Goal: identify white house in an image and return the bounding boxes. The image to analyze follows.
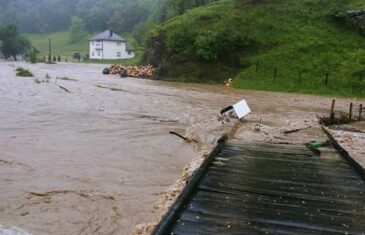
[89,30,135,60]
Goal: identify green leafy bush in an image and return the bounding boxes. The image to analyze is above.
[166,24,194,55]
[195,31,219,60]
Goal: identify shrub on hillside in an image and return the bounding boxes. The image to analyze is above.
[195,31,219,60]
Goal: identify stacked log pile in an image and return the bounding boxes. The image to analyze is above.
[105,64,156,78]
[126,65,155,78]
[108,65,126,75]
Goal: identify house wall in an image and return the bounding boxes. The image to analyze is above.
[89,40,135,60]
[89,41,103,60]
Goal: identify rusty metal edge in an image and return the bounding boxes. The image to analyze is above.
[151,135,227,235]
[322,126,365,181]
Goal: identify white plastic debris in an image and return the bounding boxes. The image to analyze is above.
[232,99,251,119]
[0,225,31,235]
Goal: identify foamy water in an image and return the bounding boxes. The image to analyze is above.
[0,225,31,235]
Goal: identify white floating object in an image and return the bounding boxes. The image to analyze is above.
[232,99,251,119]
[0,225,31,235]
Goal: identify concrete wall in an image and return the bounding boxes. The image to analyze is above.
[89,40,135,60]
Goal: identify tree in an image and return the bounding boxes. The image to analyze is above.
[107,3,148,32]
[27,46,40,63]
[0,24,31,60]
[69,16,86,43]
[164,0,217,19]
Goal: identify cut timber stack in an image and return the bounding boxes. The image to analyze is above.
[108,64,126,75]
[106,64,156,78]
[126,65,155,78]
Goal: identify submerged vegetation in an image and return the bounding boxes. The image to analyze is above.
[16,67,33,77]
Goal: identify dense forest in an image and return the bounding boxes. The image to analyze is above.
[0,0,215,34]
[0,0,162,33]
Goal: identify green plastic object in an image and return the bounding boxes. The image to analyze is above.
[306,141,326,149]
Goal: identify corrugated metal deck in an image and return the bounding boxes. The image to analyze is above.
[153,140,365,235]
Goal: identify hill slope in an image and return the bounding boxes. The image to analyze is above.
[146,0,365,97]
[27,31,91,60]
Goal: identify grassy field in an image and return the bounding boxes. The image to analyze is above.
[26,31,143,65]
[147,0,365,97]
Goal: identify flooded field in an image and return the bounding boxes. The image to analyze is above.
[0,62,362,235]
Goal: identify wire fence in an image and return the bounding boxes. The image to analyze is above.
[248,60,365,95]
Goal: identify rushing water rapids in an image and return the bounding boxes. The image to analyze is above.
[0,62,362,235]
[0,62,243,235]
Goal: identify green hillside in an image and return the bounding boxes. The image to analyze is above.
[26,31,143,64]
[146,0,365,97]
[27,31,91,61]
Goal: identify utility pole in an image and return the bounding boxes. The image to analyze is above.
[48,38,52,62]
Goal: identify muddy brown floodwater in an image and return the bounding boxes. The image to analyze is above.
[0,62,363,235]
[0,62,241,235]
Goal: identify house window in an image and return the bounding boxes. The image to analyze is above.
[95,41,102,49]
[117,42,121,46]
[97,51,101,56]
[117,52,121,57]
[92,52,94,56]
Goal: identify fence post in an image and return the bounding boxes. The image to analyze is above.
[256,60,259,72]
[330,99,336,123]
[273,68,277,82]
[359,104,363,121]
[48,38,52,62]
[349,102,353,120]
[325,72,329,86]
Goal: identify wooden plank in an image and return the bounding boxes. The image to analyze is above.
[208,163,360,179]
[199,180,365,204]
[182,203,365,233]
[194,190,365,217]
[205,170,365,191]
[188,197,365,226]
[212,157,354,173]
[153,141,365,235]
[219,149,345,162]
[204,171,365,193]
